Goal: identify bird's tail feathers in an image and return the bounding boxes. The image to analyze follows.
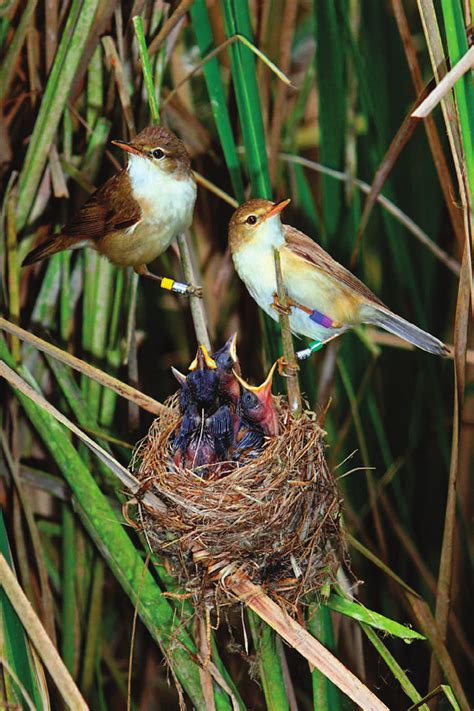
[362,304,449,356]
[22,236,73,267]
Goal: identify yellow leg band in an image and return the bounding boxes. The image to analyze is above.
[161,277,174,291]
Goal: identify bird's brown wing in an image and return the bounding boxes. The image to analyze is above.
[283,223,384,306]
[62,170,141,242]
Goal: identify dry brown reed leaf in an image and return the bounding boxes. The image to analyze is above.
[131,397,344,612]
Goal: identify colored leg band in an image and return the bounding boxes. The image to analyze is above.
[309,309,334,329]
[296,340,323,360]
[171,281,190,295]
[160,277,174,291]
[160,278,189,295]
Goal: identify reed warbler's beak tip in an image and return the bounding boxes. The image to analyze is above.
[111,139,143,156]
[263,198,291,221]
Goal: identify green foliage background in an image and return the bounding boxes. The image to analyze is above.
[0,0,472,709]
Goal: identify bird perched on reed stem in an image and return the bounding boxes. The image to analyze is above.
[228,199,448,356]
[22,125,201,296]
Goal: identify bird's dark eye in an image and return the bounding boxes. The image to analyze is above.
[246,215,257,225]
[152,148,165,159]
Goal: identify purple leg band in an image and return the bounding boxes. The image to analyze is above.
[309,309,334,329]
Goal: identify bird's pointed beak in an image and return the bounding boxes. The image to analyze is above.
[233,361,277,398]
[111,139,145,157]
[225,332,238,362]
[171,366,187,386]
[189,344,217,371]
[263,198,291,222]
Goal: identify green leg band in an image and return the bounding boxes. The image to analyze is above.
[296,340,323,360]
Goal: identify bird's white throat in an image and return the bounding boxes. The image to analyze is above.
[253,215,286,248]
[127,153,196,227]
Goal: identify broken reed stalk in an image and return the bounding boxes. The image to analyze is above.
[227,575,388,711]
[274,247,302,416]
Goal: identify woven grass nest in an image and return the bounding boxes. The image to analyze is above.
[132,395,344,611]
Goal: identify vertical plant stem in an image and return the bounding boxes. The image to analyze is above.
[307,605,341,710]
[177,233,211,350]
[16,0,100,230]
[80,557,105,696]
[6,193,20,363]
[61,504,77,676]
[273,249,301,416]
[248,611,289,711]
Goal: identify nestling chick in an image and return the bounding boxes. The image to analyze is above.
[234,362,279,461]
[171,345,234,473]
[211,333,241,406]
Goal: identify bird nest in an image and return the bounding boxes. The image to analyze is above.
[131,397,344,612]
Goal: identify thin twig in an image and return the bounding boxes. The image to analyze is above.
[412,46,474,117]
[147,0,194,57]
[0,316,171,416]
[193,171,239,208]
[162,33,294,110]
[279,152,461,276]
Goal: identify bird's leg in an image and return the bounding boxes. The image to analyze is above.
[271,292,298,315]
[276,355,299,377]
[134,264,203,297]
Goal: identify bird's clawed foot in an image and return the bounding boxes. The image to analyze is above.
[271,292,295,316]
[186,283,203,298]
[276,355,299,377]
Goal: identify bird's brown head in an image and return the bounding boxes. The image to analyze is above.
[228,198,290,252]
[112,125,191,175]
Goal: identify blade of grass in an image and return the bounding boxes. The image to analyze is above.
[0,552,87,710]
[313,0,346,236]
[0,0,38,102]
[326,594,424,641]
[133,15,160,123]
[0,512,43,710]
[16,0,100,231]
[307,604,341,711]
[361,623,429,710]
[221,0,271,198]
[247,612,289,711]
[0,349,206,708]
[190,0,245,201]
[61,504,77,677]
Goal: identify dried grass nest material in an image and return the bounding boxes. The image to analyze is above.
[132,396,344,609]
